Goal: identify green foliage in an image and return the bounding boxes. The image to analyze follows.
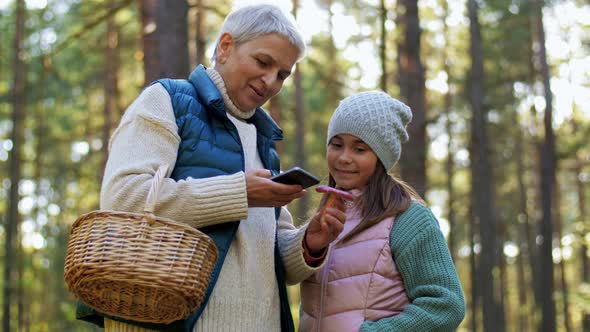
[574,283,590,314]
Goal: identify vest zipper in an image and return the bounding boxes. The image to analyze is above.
[317,245,333,332]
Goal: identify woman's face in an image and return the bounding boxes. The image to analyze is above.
[215,33,299,111]
[327,134,379,191]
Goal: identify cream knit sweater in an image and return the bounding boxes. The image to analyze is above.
[102,79,319,331]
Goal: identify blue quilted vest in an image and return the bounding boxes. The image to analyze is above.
[76,65,294,332]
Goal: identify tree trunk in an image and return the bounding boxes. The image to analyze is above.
[16,231,25,332]
[323,0,338,107]
[141,0,189,83]
[526,10,543,326]
[292,69,308,219]
[568,39,588,332]
[445,115,456,259]
[194,0,206,66]
[3,1,26,331]
[101,1,119,184]
[291,0,308,220]
[299,0,342,109]
[554,184,571,331]
[379,0,387,91]
[140,0,160,85]
[469,205,478,332]
[441,0,456,262]
[467,0,503,331]
[396,0,426,197]
[576,160,590,331]
[516,234,528,332]
[498,220,507,329]
[30,57,49,332]
[514,110,530,332]
[157,0,189,78]
[533,0,557,330]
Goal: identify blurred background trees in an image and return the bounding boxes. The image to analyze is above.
[0,0,589,331]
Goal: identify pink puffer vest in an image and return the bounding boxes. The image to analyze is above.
[300,206,410,332]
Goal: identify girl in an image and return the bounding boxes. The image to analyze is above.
[300,91,466,332]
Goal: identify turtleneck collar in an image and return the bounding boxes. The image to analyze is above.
[205,67,256,120]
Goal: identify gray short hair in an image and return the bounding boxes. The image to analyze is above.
[211,4,306,63]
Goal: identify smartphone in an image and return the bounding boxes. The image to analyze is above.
[270,167,320,189]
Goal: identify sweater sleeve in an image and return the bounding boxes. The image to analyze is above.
[100,83,248,228]
[360,204,466,332]
[276,207,327,285]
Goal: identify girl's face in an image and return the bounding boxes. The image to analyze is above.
[214,33,298,111]
[327,134,379,191]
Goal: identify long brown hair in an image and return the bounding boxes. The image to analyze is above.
[320,162,424,243]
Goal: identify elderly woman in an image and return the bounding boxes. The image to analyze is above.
[76,4,346,332]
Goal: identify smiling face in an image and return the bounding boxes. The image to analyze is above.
[214,33,299,111]
[327,134,379,191]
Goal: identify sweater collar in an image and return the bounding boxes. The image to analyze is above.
[205,67,256,120]
[187,65,283,140]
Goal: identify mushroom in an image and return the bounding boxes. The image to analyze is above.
[315,185,354,225]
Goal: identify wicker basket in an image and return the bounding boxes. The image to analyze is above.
[64,165,218,324]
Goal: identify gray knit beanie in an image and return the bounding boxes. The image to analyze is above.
[327,91,412,172]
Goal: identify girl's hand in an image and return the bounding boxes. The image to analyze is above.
[304,186,352,253]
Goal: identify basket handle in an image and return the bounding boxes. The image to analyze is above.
[143,165,169,222]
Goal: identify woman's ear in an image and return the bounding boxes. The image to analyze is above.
[216,32,234,64]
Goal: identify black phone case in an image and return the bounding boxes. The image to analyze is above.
[271,167,320,189]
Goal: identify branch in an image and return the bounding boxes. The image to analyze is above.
[46,0,134,57]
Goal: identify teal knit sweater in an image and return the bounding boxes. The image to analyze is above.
[360,202,466,331]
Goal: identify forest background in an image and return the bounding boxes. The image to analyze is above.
[0,0,589,331]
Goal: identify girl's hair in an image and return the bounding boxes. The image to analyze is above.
[211,4,306,63]
[320,161,424,243]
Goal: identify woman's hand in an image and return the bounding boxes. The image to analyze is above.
[245,169,306,207]
[304,198,347,253]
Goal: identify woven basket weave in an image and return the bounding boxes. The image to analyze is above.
[64,165,218,324]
